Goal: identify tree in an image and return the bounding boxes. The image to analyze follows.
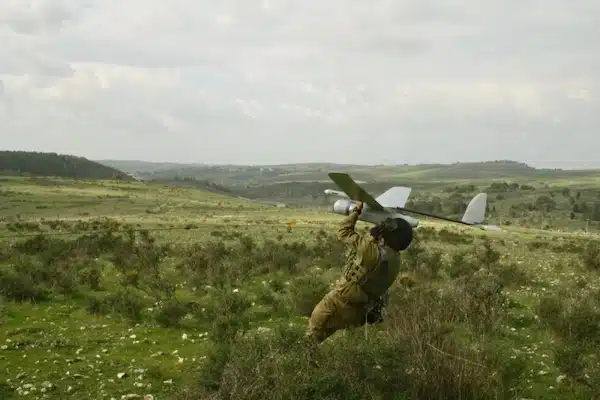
[0,150,131,180]
[592,203,600,222]
[535,195,556,212]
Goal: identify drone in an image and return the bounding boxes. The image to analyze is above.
[324,172,500,231]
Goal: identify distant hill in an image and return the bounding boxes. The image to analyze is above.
[0,151,133,180]
[96,159,600,187]
[96,159,209,175]
[154,177,239,196]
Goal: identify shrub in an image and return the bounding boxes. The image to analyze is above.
[284,273,331,317]
[581,240,600,271]
[180,284,525,400]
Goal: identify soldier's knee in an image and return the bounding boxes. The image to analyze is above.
[307,302,338,343]
[309,293,333,326]
[305,327,327,343]
[308,309,331,338]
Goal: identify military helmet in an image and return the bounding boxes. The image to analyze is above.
[371,217,413,251]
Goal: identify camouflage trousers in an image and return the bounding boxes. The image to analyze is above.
[307,289,386,343]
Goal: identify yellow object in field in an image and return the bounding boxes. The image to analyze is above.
[285,220,297,228]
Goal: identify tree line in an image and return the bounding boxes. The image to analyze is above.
[0,151,132,180]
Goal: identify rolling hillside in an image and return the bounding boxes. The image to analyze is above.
[95,159,208,174]
[97,159,600,186]
[0,151,133,180]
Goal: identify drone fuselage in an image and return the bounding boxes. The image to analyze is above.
[332,198,419,227]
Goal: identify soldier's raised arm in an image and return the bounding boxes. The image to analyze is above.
[337,202,380,269]
[337,202,364,250]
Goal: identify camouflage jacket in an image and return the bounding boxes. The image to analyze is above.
[333,210,401,305]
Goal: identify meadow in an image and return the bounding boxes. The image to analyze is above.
[1,176,600,399]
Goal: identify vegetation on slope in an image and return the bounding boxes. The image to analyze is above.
[96,159,207,175]
[0,151,132,181]
[1,178,600,399]
[151,177,240,197]
[97,159,600,187]
[6,152,600,232]
[2,212,600,399]
[95,160,600,232]
[217,177,600,233]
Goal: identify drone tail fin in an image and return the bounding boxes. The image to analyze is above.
[375,186,412,208]
[462,193,487,225]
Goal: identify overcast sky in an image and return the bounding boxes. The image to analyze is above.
[0,1,598,167]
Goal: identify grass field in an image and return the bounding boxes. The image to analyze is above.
[2,176,600,399]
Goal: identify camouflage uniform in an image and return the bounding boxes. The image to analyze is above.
[307,209,402,343]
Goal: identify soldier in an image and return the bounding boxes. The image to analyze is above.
[307,200,413,343]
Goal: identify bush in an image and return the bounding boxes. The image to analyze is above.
[155,298,192,328]
[284,273,331,317]
[180,284,525,400]
[86,287,149,321]
[537,287,600,397]
[437,228,474,244]
[581,240,600,271]
[1,217,568,398]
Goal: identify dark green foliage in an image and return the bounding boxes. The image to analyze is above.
[178,281,526,400]
[581,240,600,271]
[0,216,593,399]
[0,150,132,180]
[537,287,600,397]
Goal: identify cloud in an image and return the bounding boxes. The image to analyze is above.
[0,0,598,167]
[0,0,81,34]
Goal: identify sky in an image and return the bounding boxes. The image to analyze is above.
[0,0,598,168]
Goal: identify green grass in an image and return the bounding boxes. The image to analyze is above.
[1,302,207,398]
[1,177,600,399]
